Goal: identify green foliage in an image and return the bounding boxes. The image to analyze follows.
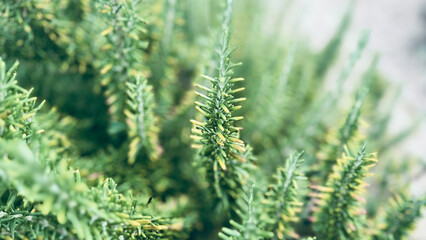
[373,194,426,240]
[96,0,148,135]
[125,75,161,163]
[0,0,424,239]
[313,144,377,239]
[0,59,44,141]
[262,152,305,239]
[315,0,354,79]
[0,58,176,239]
[190,0,251,209]
[317,88,368,179]
[218,185,274,240]
[0,140,169,239]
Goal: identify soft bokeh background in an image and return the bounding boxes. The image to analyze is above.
[267,0,426,238]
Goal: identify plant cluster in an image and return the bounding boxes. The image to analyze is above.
[0,0,424,239]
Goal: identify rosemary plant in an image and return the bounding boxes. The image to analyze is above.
[0,0,424,239]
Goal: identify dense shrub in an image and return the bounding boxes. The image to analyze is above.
[0,0,424,239]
